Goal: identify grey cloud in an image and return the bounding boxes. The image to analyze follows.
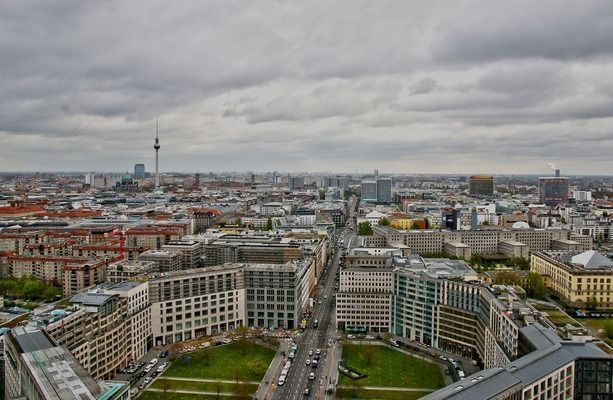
[410,78,437,95]
[0,1,612,174]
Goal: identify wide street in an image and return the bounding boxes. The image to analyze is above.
[272,197,357,400]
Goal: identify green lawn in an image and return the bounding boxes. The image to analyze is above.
[164,342,275,381]
[337,388,432,400]
[151,378,258,394]
[139,392,220,400]
[579,318,613,337]
[339,344,445,389]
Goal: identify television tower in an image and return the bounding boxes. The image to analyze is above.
[154,116,160,188]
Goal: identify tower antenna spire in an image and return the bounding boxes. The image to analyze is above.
[154,115,161,188]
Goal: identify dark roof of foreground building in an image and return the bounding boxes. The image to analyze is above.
[422,323,611,400]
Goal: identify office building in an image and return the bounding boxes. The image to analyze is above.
[162,239,203,269]
[539,177,570,206]
[139,249,182,273]
[148,265,245,345]
[531,250,613,308]
[133,163,145,179]
[37,291,137,380]
[376,177,392,203]
[244,260,315,330]
[361,180,377,202]
[469,175,494,196]
[106,260,158,283]
[289,176,305,190]
[4,326,129,400]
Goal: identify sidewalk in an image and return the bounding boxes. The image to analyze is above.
[253,339,290,400]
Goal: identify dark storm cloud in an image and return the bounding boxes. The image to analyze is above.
[0,0,612,174]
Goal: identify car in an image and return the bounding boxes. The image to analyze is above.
[314,354,320,360]
[144,377,152,384]
[138,384,146,390]
[308,350,313,356]
[365,335,375,340]
[316,348,321,355]
[303,388,310,396]
[347,334,356,339]
[306,359,310,365]
[318,301,322,304]
[159,349,168,358]
[144,365,152,373]
[308,372,315,380]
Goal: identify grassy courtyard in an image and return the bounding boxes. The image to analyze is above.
[339,344,445,389]
[141,341,275,400]
[163,341,275,381]
[138,393,219,400]
[337,388,432,400]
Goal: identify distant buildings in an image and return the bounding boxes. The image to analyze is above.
[368,225,591,256]
[469,175,494,196]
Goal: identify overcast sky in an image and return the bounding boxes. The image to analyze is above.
[1,1,613,175]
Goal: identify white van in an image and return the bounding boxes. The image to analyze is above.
[149,358,158,366]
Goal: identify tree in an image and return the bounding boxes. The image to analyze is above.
[266,217,273,231]
[379,217,390,226]
[411,221,421,229]
[586,297,600,310]
[236,218,242,227]
[604,320,613,339]
[357,221,373,236]
[524,272,546,298]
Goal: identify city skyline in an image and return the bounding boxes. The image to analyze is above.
[1,1,613,174]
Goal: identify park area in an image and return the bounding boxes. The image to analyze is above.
[337,343,445,400]
[139,341,275,400]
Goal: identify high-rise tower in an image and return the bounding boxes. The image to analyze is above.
[154,117,160,188]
